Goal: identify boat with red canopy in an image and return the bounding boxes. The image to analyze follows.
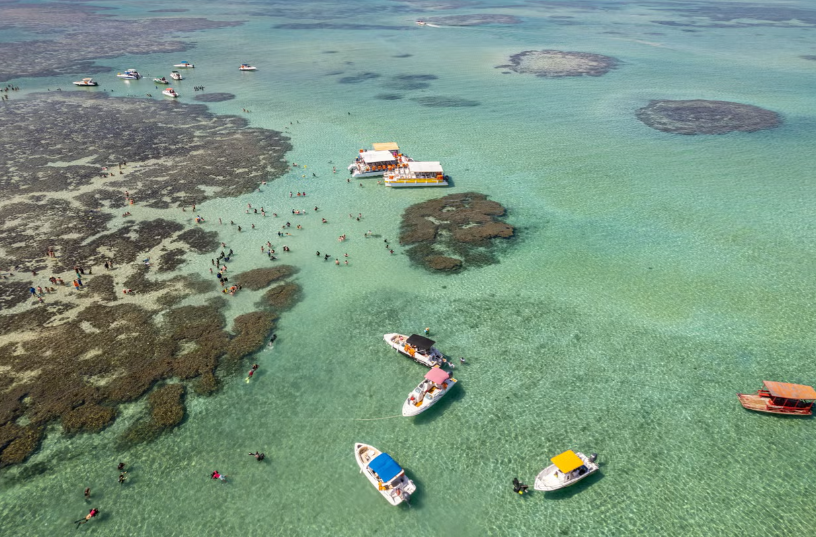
[737,381,816,416]
[402,366,457,416]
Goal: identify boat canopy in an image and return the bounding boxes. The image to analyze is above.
[425,367,450,384]
[406,334,435,350]
[764,381,816,400]
[407,161,443,174]
[369,453,402,482]
[361,150,397,164]
[372,142,399,151]
[551,450,583,473]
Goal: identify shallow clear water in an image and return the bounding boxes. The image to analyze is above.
[3,1,816,535]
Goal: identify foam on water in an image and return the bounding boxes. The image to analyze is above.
[2,0,816,535]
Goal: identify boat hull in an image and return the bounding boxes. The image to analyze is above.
[737,393,812,415]
[354,443,415,506]
[534,453,599,492]
[402,377,456,416]
[385,179,448,187]
[383,333,444,368]
[73,83,97,87]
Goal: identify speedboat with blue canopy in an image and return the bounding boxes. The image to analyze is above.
[354,443,416,506]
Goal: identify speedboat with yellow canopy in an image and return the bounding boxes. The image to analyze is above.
[354,443,416,506]
[402,366,457,416]
[738,381,816,415]
[384,333,445,368]
[534,450,598,492]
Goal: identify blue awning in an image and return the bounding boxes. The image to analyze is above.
[368,453,402,482]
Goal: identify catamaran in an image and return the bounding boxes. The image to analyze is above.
[384,161,449,187]
[354,443,416,506]
[384,333,445,368]
[348,143,410,178]
[534,451,599,492]
[402,367,456,416]
[738,381,816,415]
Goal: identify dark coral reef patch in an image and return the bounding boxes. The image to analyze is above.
[399,192,514,273]
[636,99,781,135]
[425,14,522,26]
[193,92,237,102]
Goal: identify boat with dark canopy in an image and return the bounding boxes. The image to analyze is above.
[383,333,445,368]
[738,381,816,416]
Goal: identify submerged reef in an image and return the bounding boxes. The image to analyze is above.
[410,96,480,108]
[425,14,522,26]
[399,192,514,273]
[0,92,298,467]
[0,2,242,82]
[636,100,781,135]
[498,50,618,77]
[193,92,237,102]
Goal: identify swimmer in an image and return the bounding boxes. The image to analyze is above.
[117,462,125,471]
[512,478,529,495]
[74,508,99,527]
[118,472,127,484]
[460,357,466,364]
[249,451,265,461]
[211,470,226,482]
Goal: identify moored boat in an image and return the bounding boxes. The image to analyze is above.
[384,161,448,187]
[354,443,416,506]
[348,143,410,178]
[154,77,169,84]
[402,367,456,416]
[534,451,599,492]
[383,333,445,368]
[737,381,816,415]
[239,63,257,71]
[162,88,179,98]
[174,61,194,68]
[73,78,98,87]
[416,20,427,26]
[170,71,183,80]
[116,69,141,80]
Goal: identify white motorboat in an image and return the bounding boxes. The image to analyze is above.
[534,451,599,492]
[174,61,194,68]
[384,333,445,368]
[354,443,416,506]
[154,77,169,84]
[239,63,257,71]
[402,367,457,416]
[416,20,427,26]
[116,69,141,80]
[348,143,411,178]
[170,71,183,80]
[73,78,98,87]
[162,88,179,98]
[384,161,449,187]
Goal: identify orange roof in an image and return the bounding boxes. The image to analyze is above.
[764,381,816,400]
[550,450,583,473]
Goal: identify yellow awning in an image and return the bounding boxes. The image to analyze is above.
[372,142,399,151]
[551,450,583,473]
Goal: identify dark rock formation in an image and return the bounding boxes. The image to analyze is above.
[498,50,618,77]
[234,266,297,290]
[410,96,480,107]
[399,192,514,273]
[636,99,781,135]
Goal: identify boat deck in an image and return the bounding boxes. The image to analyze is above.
[738,393,812,415]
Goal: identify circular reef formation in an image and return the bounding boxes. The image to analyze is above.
[636,99,781,135]
[399,192,514,273]
[498,50,617,77]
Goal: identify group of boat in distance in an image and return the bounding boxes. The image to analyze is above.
[348,143,449,187]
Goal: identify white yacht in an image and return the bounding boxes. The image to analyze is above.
[73,78,98,87]
[384,161,448,187]
[383,333,445,368]
[239,63,257,71]
[354,443,416,506]
[170,71,183,80]
[402,367,457,416]
[162,88,179,98]
[348,143,410,178]
[116,69,141,80]
[174,61,194,68]
[534,451,599,492]
[154,77,169,84]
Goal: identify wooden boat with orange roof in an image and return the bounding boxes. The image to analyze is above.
[737,381,816,416]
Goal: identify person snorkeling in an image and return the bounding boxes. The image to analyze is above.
[512,477,529,495]
[249,451,265,461]
[74,507,99,527]
[211,470,226,482]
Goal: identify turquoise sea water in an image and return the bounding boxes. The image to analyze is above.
[3,1,816,535]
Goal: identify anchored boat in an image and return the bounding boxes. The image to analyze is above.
[239,63,257,71]
[170,71,183,80]
[154,77,169,84]
[738,381,816,415]
[384,333,445,368]
[534,451,599,492]
[162,88,179,98]
[174,61,194,68]
[402,367,456,416]
[384,161,448,187]
[73,78,98,87]
[348,143,410,178]
[116,69,141,80]
[354,443,416,506]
